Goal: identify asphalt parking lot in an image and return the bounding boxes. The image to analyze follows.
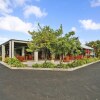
[0,62,100,100]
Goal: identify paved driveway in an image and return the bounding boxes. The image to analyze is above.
[0,62,100,100]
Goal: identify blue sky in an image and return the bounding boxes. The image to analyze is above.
[0,0,100,44]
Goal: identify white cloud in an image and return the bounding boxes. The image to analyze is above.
[0,15,37,33]
[0,36,9,44]
[24,5,47,18]
[0,0,30,14]
[11,0,30,7]
[71,27,77,32]
[0,0,47,19]
[0,0,13,14]
[91,0,100,7]
[79,19,100,30]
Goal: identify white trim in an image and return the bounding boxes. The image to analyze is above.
[9,41,12,58]
[14,40,28,44]
[81,44,93,50]
[12,40,14,58]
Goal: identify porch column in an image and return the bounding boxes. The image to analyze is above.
[9,41,11,58]
[34,51,38,62]
[22,47,25,56]
[2,45,5,61]
[9,40,14,58]
[12,40,14,58]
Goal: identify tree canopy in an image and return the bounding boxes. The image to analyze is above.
[27,24,81,62]
[86,40,100,57]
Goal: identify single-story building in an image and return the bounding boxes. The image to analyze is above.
[0,39,36,61]
[81,44,94,56]
[0,39,94,62]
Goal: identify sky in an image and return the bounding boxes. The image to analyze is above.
[0,0,100,44]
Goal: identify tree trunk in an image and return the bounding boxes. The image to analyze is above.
[51,54,55,63]
[59,55,62,64]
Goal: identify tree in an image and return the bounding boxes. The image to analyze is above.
[27,24,81,64]
[27,24,62,62]
[55,31,81,63]
[86,40,100,57]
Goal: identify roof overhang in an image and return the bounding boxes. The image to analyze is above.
[0,39,29,46]
[81,44,93,50]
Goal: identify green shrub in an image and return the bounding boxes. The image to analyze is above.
[59,57,99,69]
[30,57,100,69]
[5,57,25,67]
[4,57,11,63]
[42,62,55,68]
[94,57,99,61]
[32,62,55,68]
[75,60,85,66]
[0,56,2,61]
[32,63,42,68]
[56,63,67,68]
[69,61,78,68]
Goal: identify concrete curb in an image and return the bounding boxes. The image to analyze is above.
[0,61,12,69]
[67,60,100,71]
[0,60,100,71]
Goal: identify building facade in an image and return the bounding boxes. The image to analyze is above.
[0,39,94,62]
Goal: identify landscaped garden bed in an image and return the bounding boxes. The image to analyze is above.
[4,57,26,67]
[1,57,99,70]
[32,57,99,69]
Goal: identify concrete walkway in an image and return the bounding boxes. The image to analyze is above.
[0,62,100,100]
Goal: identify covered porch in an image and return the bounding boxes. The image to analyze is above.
[0,39,38,62]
